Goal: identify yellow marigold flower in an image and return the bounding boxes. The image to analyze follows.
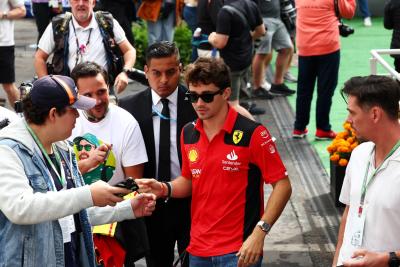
[343,122,352,130]
[338,158,348,166]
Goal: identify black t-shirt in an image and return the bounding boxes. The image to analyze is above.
[45,153,81,267]
[216,0,263,71]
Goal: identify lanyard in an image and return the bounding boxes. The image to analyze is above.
[71,20,93,67]
[358,140,400,216]
[25,123,67,187]
[152,105,177,122]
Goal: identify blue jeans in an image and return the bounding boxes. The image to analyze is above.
[189,253,262,267]
[294,50,340,131]
[183,5,198,62]
[357,0,371,18]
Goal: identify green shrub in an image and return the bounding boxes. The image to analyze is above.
[132,21,192,70]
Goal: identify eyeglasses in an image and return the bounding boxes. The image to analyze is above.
[76,144,94,152]
[186,90,224,103]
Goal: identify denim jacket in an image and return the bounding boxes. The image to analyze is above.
[0,120,96,267]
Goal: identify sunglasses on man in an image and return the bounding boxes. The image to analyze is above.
[76,144,94,152]
[186,89,225,103]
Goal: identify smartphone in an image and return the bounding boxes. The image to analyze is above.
[113,177,139,195]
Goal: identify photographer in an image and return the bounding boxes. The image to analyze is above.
[292,0,355,140]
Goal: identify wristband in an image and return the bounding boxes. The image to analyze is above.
[162,182,172,203]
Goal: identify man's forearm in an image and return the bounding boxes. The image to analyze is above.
[34,51,49,78]
[169,176,192,198]
[261,177,291,227]
[1,6,26,19]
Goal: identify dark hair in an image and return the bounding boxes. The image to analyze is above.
[341,75,400,120]
[70,62,109,86]
[145,41,180,65]
[184,57,231,90]
[23,94,67,125]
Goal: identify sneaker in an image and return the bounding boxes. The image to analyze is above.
[363,17,372,27]
[315,129,336,140]
[262,80,271,90]
[284,72,297,83]
[293,128,308,138]
[270,83,296,96]
[252,87,274,100]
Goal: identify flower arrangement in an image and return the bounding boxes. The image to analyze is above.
[327,122,359,167]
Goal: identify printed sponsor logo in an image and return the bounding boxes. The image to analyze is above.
[191,168,201,178]
[233,130,243,144]
[268,144,276,154]
[227,150,238,160]
[188,148,199,163]
[260,130,269,139]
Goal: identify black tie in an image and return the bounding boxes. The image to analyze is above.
[158,98,171,181]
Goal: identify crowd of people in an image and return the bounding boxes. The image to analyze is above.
[1,0,400,267]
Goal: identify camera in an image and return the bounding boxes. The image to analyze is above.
[113,177,139,197]
[339,22,354,37]
[280,0,296,31]
[14,81,33,113]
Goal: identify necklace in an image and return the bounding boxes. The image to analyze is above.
[71,19,93,67]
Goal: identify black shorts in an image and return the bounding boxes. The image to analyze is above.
[0,46,15,84]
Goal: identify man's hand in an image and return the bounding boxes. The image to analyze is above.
[343,249,389,267]
[114,72,129,93]
[131,193,156,217]
[78,144,111,174]
[236,228,265,267]
[135,178,164,198]
[89,180,130,207]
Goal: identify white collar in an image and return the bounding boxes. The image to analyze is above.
[151,87,179,108]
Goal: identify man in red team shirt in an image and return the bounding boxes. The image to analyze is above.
[137,57,292,267]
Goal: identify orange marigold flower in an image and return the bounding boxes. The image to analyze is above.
[337,146,350,153]
[347,137,355,144]
[330,154,340,162]
[338,158,348,166]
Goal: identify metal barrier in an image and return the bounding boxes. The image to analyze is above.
[370,49,400,81]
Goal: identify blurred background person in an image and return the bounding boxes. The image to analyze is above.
[384,0,400,73]
[32,0,62,42]
[357,0,372,26]
[292,0,355,140]
[0,0,26,108]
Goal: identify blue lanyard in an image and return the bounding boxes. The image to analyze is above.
[152,105,177,122]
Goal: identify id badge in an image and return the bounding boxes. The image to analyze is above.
[58,215,76,243]
[349,207,366,248]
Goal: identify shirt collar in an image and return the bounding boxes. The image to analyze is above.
[151,87,178,108]
[71,12,98,31]
[194,104,237,133]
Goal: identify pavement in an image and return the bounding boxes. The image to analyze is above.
[7,18,343,266]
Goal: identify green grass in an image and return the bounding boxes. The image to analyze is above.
[285,17,392,171]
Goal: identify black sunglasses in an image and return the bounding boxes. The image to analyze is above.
[186,89,224,103]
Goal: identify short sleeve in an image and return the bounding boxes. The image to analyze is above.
[339,160,352,205]
[249,125,287,184]
[10,0,24,7]
[180,128,192,180]
[120,118,148,167]
[38,23,56,55]
[112,18,127,44]
[216,8,231,36]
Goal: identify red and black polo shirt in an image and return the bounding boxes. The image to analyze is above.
[180,106,287,257]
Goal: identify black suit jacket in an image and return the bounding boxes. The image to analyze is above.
[119,85,197,178]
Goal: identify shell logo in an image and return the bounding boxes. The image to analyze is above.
[188,148,199,163]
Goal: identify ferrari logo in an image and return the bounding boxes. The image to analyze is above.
[233,130,243,144]
[188,148,199,163]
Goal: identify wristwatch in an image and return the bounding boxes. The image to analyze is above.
[1,11,8,19]
[256,220,271,233]
[122,67,130,75]
[389,252,400,267]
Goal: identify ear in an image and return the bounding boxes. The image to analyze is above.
[144,65,149,79]
[48,107,58,122]
[223,87,231,100]
[370,106,381,123]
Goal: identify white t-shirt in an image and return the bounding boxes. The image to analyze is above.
[38,12,126,72]
[71,104,148,185]
[0,106,19,124]
[0,0,24,46]
[337,141,400,265]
